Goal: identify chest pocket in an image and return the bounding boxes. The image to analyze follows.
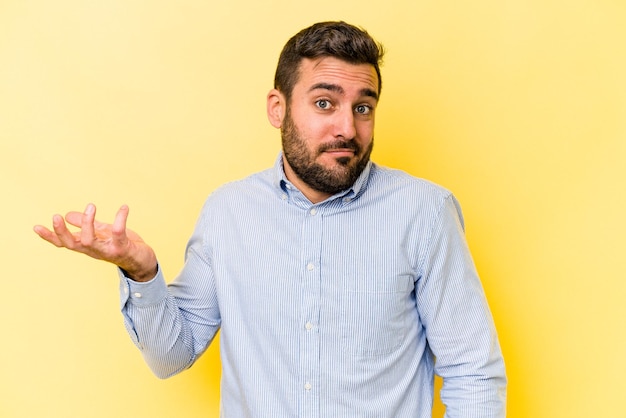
[341,274,415,357]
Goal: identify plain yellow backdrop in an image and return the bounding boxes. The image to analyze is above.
[2,1,625,417]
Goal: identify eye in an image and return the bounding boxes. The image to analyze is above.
[354,104,372,115]
[315,99,331,110]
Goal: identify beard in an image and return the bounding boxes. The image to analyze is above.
[281,110,373,196]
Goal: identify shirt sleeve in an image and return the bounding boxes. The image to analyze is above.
[119,204,221,379]
[416,194,507,417]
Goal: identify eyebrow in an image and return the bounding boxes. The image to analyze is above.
[309,83,379,101]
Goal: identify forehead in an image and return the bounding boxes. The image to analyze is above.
[294,57,379,97]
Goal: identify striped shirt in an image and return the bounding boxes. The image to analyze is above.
[120,154,507,417]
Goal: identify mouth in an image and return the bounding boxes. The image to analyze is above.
[323,148,356,158]
[319,140,360,159]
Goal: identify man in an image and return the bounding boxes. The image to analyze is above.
[34,21,506,417]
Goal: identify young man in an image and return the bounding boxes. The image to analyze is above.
[35,21,506,417]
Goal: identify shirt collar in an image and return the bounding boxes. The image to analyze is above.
[272,152,372,204]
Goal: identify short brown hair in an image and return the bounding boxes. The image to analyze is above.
[274,21,385,102]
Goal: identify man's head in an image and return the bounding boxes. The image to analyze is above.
[274,21,384,104]
[267,22,384,203]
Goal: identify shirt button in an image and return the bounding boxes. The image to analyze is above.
[310,208,317,215]
[305,322,313,331]
[304,382,312,391]
[306,263,314,271]
[133,292,142,298]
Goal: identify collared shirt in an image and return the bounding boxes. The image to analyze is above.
[120,154,506,417]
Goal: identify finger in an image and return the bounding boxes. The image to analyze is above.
[111,205,130,246]
[51,214,79,249]
[64,211,85,228]
[33,224,63,247]
[79,203,96,246]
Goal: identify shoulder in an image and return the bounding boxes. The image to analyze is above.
[191,167,276,223]
[367,163,454,205]
[366,163,464,225]
[207,167,275,200]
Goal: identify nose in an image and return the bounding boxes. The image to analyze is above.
[333,107,357,139]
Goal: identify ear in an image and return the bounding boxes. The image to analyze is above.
[267,88,286,129]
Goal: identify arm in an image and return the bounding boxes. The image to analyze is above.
[119,216,221,378]
[417,195,507,417]
[34,204,217,377]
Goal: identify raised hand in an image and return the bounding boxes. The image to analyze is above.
[34,204,158,282]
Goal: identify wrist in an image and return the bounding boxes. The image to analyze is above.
[121,264,158,282]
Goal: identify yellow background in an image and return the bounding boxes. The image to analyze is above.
[1,1,624,417]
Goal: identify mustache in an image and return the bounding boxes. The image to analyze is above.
[318,139,360,154]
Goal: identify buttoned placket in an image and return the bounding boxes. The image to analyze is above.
[299,203,322,418]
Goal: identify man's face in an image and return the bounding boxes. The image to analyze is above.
[277,57,379,202]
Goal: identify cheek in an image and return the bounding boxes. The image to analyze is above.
[307,123,331,143]
[294,113,331,143]
[355,121,375,143]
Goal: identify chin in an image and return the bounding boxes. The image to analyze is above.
[334,156,352,165]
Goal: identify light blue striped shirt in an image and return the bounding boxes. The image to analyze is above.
[120,154,506,417]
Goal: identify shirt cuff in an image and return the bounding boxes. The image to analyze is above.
[118,264,168,308]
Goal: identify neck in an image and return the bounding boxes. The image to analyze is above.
[282,156,332,204]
